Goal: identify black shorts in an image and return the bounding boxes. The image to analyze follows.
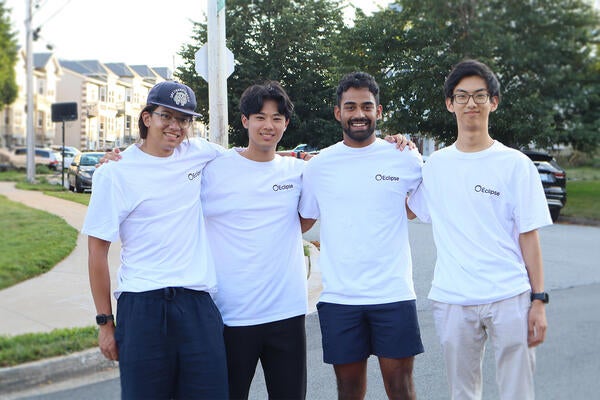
[224,315,306,400]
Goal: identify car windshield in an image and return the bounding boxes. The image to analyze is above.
[80,154,101,166]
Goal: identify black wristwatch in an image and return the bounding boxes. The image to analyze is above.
[530,292,549,304]
[96,314,114,325]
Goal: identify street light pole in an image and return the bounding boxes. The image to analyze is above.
[25,0,35,182]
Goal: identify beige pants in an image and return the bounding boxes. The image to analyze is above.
[432,292,536,400]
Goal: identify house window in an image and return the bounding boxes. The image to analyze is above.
[37,111,44,128]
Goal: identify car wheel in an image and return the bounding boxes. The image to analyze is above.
[550,207,561,222]
[75,178,83,193]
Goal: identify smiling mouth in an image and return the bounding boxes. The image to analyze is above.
[349,119,369,128]
[164,132,181,139]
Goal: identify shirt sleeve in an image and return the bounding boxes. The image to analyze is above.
[81,167,126,242]
[298,160,320,219]
[513,158,553,233]
[407,180,431,223]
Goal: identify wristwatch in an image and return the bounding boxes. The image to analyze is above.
[96,314,114,325]
[530,292,549,304]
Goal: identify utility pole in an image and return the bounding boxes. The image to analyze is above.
[207,0,229,148]
[25,0,35,182]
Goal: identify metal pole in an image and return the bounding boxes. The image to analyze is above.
[207,0,229,148]
[25,0,35,182]
[61,121,65,188]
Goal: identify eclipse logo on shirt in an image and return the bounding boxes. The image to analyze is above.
[272,183,294,192]
[474,184,500,196]
[188,170,202,181]
[375,174,400,182]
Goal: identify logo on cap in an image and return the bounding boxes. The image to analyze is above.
[171,89,191,107]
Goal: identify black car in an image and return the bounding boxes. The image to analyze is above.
[67,152,104,193]
[522,149,567,222]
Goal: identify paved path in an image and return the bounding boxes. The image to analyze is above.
[0,181,321,336]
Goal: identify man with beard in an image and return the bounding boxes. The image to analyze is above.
[299,72,424,400]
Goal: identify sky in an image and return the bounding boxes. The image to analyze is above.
[5,0,392,70]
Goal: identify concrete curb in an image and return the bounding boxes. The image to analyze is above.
[0,348,117,396]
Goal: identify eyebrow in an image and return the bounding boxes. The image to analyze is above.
[454,88,488,94]
[342,101,375,106]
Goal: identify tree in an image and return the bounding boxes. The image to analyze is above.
[340,0,600,152]
[0,1,18,108]
[177,0,346,149]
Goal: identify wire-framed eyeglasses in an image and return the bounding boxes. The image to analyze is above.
[152,112,194,128]
[452,93,490,104]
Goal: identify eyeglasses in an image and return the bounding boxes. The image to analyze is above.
[452,93,490,104]
[152,112,194,128]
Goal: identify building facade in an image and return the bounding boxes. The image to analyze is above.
[3,53,207,152]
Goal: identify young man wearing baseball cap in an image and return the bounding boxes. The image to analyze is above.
[83,81,229,399]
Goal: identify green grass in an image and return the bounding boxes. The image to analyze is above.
[0,326,98,367]
[561,180,600,220]
[566,166,600,182]
[0,196,78,290]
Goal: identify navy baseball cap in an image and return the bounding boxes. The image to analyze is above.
[147,81,201,117]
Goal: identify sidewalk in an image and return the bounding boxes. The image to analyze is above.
[0,181,322,395]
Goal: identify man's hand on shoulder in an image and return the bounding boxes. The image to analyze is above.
[384,134,416,151]
[96,147,122,167]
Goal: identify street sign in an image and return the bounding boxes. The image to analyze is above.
[217,0,225,13]
[194,43,235,82]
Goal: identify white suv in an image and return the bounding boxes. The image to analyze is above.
[5,147,63,170]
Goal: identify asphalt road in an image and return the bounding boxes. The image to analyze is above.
[17,220,600,399]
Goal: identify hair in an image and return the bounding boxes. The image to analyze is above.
[138,104,159,139]
[444,59,501,101]
[336,72,380,106]
[239,81,294,120]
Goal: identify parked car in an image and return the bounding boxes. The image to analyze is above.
[51,145,81,170]
[1,147,63,170]
[67,152,104,192]
[522,149,567,222]
[292,143,320,154]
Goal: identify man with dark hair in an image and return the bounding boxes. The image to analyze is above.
[299,72,424,399]
[83,81,228,399]
[408,59,550,399]
[201,81,309,399]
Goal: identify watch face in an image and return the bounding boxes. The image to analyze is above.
[96,314,113,325]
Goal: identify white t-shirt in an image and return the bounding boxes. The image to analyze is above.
[408,141,552,305]
[299,138,423,305]
[201,150,308,326]
[82,138,223,298]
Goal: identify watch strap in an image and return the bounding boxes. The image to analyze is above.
[530,292,549,304]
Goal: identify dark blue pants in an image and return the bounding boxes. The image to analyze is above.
[115,288,229,399]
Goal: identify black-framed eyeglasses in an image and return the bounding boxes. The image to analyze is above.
[152,112,194,128]
[452,93,490,104]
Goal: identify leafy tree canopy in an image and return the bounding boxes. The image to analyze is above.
[337,0,600,153]
[178,0,346,149]
[0,1,18,107]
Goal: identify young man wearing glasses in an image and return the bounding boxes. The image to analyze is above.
[408,59,551,399]
[83,81,228,399]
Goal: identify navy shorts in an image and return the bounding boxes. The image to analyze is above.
[115,287,229,399]
[317,300,424,365]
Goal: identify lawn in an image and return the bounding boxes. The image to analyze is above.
[561,180,600,220]
[0,196,78,290]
